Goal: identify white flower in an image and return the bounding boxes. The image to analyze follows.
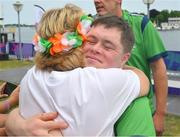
[34,41,46,53]
[69,39,77,46]
[81,20,92,34]
[61,37,68,46]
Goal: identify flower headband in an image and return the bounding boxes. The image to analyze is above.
[33,15,93,56]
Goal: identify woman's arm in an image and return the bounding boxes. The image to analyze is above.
[123,65,149,97]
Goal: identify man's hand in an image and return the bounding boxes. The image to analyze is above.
[153,112,165,136]
[24,111,68,136]
[8,86,20,107]
[0,128,7,136]
[5,108,68,136]
[0,94,8,99]
[0,82,8,99]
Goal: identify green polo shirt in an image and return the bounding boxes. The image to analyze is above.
[114,10,167,136]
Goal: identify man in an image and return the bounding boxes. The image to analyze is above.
[94,0,168,136]
[6,15,149,136]
[0,84,19,136]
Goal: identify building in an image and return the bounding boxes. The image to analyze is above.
[160,17,180,30]
[168,17,180,29]
[0,3,4,33]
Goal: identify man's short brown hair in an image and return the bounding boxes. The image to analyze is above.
[92,15,134,53]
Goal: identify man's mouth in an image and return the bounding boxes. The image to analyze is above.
[95,4,104,12]
[85,55,102,63]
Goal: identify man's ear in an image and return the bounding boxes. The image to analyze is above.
[121,52,131,66]
[116,0,122,4]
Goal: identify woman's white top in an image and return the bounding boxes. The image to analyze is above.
[20,66,140,136]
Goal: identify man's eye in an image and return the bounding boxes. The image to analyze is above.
[103,44,114,50]
[86,39,96,45]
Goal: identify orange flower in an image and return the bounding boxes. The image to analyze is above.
[49,33,69,55]
[77,23,87,41]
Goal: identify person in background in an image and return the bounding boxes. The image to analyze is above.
[93,0,168,136]
[0,86,19,113]
[0,82,19,113]
[0,82,9,99]
[5,4,150,136]
[0,83,19,136]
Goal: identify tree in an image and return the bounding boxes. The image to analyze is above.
[160,10,169,22]
[169,10,180,17]
[156,14,164,26]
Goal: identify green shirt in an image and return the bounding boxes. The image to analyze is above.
[114,10,167,136]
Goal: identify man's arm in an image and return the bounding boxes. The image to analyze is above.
[150,58,168,136]
[0,82,8,99]
[0,128,7,136]
[5,108,68,136]
[0,86,19,113]
[0,114,8,128]
[123,65,149,97]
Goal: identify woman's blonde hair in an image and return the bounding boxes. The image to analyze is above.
[35,4,85,72]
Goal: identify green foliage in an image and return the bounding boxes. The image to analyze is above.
[160,10,169,22]
[156,14,165,25]
[170,10,180,17]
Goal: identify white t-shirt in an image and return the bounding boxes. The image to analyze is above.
[20,66,140,136]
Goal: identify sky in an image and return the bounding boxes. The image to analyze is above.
[0,0,180,25]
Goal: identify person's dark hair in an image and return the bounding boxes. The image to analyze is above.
[92,15,134,53]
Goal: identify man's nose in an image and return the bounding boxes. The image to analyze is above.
[94,0,101,3]
[91,43,102,54]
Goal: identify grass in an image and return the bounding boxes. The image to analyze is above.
[163,114,180,136]
[0,59,180,136]
[0,80,5,84]
[0,59,34,71]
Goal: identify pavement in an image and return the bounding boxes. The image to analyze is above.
[0,67,30,84]
[0,66,180,116]
[167,95,180,116]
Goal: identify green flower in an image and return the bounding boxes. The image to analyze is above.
[80,15,94,22]
[66,32,83,48]
[39,38,52,54]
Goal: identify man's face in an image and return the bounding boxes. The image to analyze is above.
[94,0,120,16]
[83,25,127,68]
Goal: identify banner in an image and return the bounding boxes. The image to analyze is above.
[164,51,180,71]
[8,42,34,58]
[0,43,5,53]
